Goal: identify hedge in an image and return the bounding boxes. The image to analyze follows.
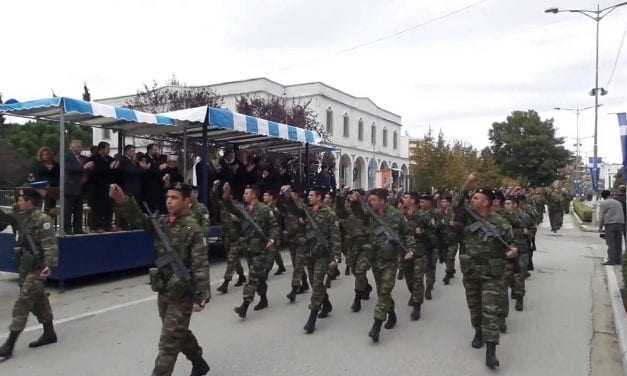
[573,201,592,222]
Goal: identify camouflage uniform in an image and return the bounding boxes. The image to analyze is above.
[210,191,244,283]
[0,208,58,333]
[457,208,514,345]
[437,207,459,279]
[546,189,564,232]
[278,194,308,291]
[420,208,439,293]
[224,200,279,304]
[114,196,210,376]
[266,202,286,274]
[401,210,428,306]
[531,192,546,223]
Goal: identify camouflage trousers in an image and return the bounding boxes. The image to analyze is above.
[243,253,269,302]
[223,238,244,281]
[307,256,330,310]
[460,255,504,344]
[445,244,459,276]
[401,255,426,306]
[353,248,372,295]
[512,253,529,299]
[425,251,436,289]
[152,294,202,376]
[372,260,398,321]
[499,261,515,324]
[265,247,285,274]
[548,208,563,231]
[9,272,53,332]
[289,241,309,288]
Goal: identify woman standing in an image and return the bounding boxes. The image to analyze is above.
[33,146,60,213]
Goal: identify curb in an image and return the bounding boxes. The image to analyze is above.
[605,266,627,376]
[572,211,597,232]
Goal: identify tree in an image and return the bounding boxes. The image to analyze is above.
[489,110,571,186]
[125,79,223,113]
[235,95,326,140]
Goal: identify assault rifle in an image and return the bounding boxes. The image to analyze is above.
[142,202,191,283]
[230,201,270,243]
[361,203,408,254]
[301,204,330,253]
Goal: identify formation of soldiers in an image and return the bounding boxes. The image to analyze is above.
[0,173,562,374]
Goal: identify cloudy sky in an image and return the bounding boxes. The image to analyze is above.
[2,0,626,164]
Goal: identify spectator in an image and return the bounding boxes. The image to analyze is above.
[118,145,143,201]
[140,143,166,213]
[33,146,60,213]
[161,155,184,189]
[258,165,277,197]
[599,190,625,265]
[88,142,114,232]
[64,139,92,235]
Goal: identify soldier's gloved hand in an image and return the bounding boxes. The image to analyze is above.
[505,247,518,259]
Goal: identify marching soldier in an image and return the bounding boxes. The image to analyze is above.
[547,183,564,233]
[0,189,58,360]
[438,194,459,285]
[400,192,427,321]
[262,190,287,276]
[110,183,211,376]
[322,192,341,288]
[418,193,439,300]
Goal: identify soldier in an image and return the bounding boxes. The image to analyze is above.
[225,185,279,319]
[322,192,341,288]
[547,183,564,233]
[335,187,373,313]
[262,190,287,276]
[520,195,539,277]
[400,192,427,321]
[212,181,246,294]
[295,188,340,333]
[364,189,415,343]
[0,189,58,360]
[560,188,572,214]
[438,194,459,285]
[455,182,518,370]
[190,186,210,243]
[110,183,211,376]
[490,191,513,334]
[419,193,439,300]
[279,185,310,303]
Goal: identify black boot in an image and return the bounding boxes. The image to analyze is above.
[29,321,57,348]
[189,354,210,376]
[217,279,230,294]
[351,294,362,312]
[286,287,298,303]
[499,322,507,333]
[345,264,351,276]
[515,297,523,311]
[324,275,332,289]
[299,276,310,293]
[0,330,20,359]
[304,309,319,334]
[471,328,484,349]
[234,300,251,319]
[384,311,397,329]
[425,287,433,300]
[254,294,269,311]
[443,274,452,285]
[274,259,286,276]
[485,342,500,369]
[363,284,372,300]
[234,274,246,287]
[410,304,421,321]
[368,319,384,343]
[319,297,333,318]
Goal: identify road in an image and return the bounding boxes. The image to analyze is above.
[0,213,621,376]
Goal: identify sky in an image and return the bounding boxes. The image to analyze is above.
[1,0,626,164]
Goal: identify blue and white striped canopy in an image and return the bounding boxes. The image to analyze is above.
[162,105,332,152]
[0,97,175,130]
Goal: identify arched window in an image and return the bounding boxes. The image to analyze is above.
[393,131,398,150]
[382,128,388,147]
[343,113,349,137]
[326,108,333,135]
[371,123,376,145]
[358,119,364,141]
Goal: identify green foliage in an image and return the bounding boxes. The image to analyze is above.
[489,110,571,186]
[573,200,592,222]
[125,78,223,113]
[6,121,91,159]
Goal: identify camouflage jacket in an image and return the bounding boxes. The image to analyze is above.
[367,206,415,263]
[191,202,210,233]
[546,190,563,210]
[0,207,58,274]
[404,210,430,257]
[435,207,459,248]
[458,210,514,264]
[499,208,530,253]
[418,208,439,253]
[114,196,210,302]
[282,199,340,259]
[277,195,305,244]
[268,202,285,247]
[224,200,279,255]
[209,190,241,244]
[335,196,370,244]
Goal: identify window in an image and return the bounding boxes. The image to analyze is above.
[393,131,398,150]
[371,123,376,145]
[358,119,364,141]
[382,128,388,147]
[326,108,333,135]
[343,113,349,137]
[103,128,111,140]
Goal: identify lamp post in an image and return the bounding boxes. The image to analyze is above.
[554,105,596,195]
[546,1,627,192]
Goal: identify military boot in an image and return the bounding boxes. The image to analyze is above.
[344,264,351,276]
[286,287,298,303]
[515,297,524,311]
[499,322,507,333]
[485,342,500,369]
[368,319,384,343]
[471,328,484,349]
[304,309,319,334]
[443,274,452,285]
[425,287,433,300]
[363,284,372,300]
[384,311,397,329]
[234,300,251,319]
[29,321,57,348]
[234,274,246,287]
[217,279,230,294]
[254,294,269,311]
[298,276,310,294]
[324,275,332,289]
[318,297,333,318]
[0,330,20,359]
[274,258,286,276]
[351,293,362,312]
[189,354,210,376]
[410,304,421,321]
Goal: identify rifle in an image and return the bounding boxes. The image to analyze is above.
[142,202,191,283]
[230,200,270,243]
[361,203,408,254]
[301,204,330,255]
[463,204,520,272]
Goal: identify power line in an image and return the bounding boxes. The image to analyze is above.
[606,21,627,88]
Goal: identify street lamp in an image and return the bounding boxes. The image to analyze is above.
[546,1,627,192]
[554,105,597,195]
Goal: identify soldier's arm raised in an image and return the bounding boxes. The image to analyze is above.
[110,184,149,231]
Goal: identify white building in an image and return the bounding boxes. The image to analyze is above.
[601,163,623,189]
[95,77,410,191]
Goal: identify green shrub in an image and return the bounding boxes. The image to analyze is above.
[573,201,592,222]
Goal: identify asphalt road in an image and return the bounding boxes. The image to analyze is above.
[0,213,616,376]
